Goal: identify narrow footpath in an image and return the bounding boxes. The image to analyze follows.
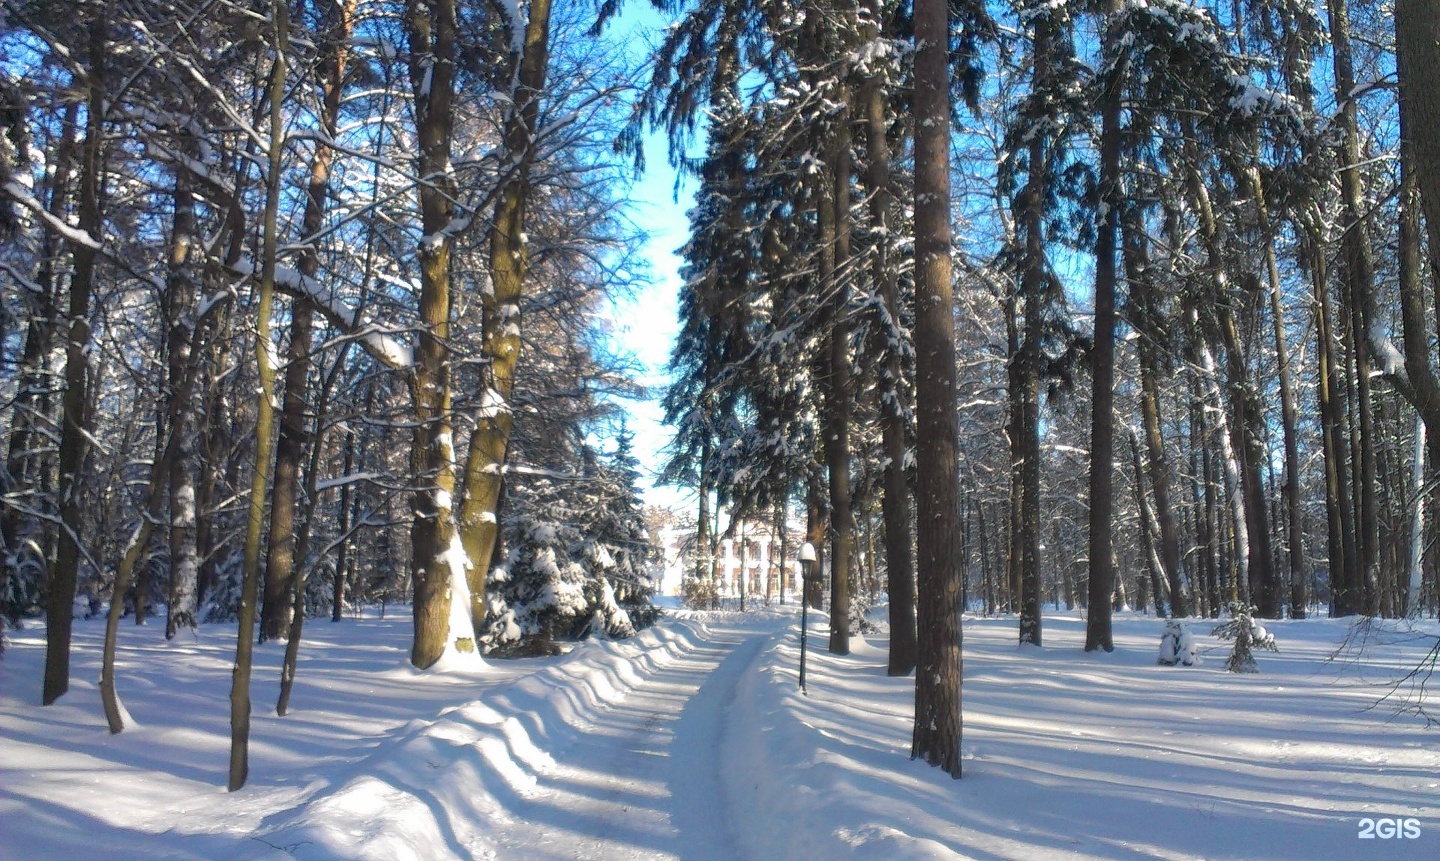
[483,620,775,861]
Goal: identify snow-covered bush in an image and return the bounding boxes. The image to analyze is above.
[681,574,719,610]
[1157,619,1197,666]
[2,543,47,623]
[1212,603,1277,673]
[201,551,245,622]
[849,588,879,635]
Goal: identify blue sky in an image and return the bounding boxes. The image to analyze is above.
[599,126,699,512]
[595,5,703,514]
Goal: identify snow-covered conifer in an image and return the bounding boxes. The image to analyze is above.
[1213,604,1277,673]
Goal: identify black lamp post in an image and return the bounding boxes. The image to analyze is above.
[798,541,816,694]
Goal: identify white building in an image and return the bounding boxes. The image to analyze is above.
[652,517,806,602]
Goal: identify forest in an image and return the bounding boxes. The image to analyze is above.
[660,0,1440,667]
[2,0,1440,792]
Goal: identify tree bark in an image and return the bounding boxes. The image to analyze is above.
[1085,0,1122,652]
[861,43,916,675]
[1312,236,1360,617]
[696,437,711,601]
[1192,390,1220,617]
[910,0,963,778]
[45,11,106,707]
[1183,152,1277,618]
[1245,169,1306,619]
[230,0,287,790]
[260,0,352,644]
[1395,4,1440,622]
[259,299,312,643]
[806,474,826,610]
[332,416,357,622]
[275,0,356,710]
[1128,432,1167,615]
[3,102,76,591]
[457,0,554,637]
[1013,8,1053,644]
[822,117,853,656]
[404,0,470,669]
[1397,1,1440,277]
[164,163,200,639]
[1122,206,1186,618]
[1328,0,1382,615]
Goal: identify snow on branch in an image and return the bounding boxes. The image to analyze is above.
[421,215,472,252]
[2,181,101,249]
[1368,322,1407,380]
[314,471,383,493]
[228,255,414,371]
[477,387,511,419]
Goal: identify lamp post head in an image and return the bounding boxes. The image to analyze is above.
[798,541,816,578]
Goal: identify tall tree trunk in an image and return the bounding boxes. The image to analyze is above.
[4,102,77,588]
[44,12,105,707]
[1407,418,1427,617]
[1197,333,1251,607]
[1394,3,1440,622]
[230,0,287,790]
[195,303,234,611]
[775,499,789,605]
[910,0,963,777]
[1220,306,1277,616]
[457,0,554,635]
[1245,170,1306,619]
[164,166,200,639]
[1184,154,1276,617]
[695,437,711,598]
[1192,390,1220,618]
[261,0,353,644]
[1085,0,1122,652]
[1128,432,1167,615]
[405,0,471,670]
[1005,294,1023,615]
[1328,0,1382,615]
[278,347,347,715]
[332,416,357,622]
[1396,2,1440,280]
[822,120,853,656]
[1123,208,1187,618]
[132,412,163,627]
[276,0,356,709]
[259,300,312,642]
[1307,222,1360,617]
[862,46,916,676]
[1013,11,1052,644]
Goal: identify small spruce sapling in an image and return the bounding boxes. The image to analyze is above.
[1212,603,1277,673]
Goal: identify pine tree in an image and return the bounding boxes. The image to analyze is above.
[1213,603,1277,673]
[1002,0,1085,646]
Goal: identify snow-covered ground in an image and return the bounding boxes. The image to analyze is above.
[2,607,1437,860]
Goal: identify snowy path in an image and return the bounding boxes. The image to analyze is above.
[484,622,768,861]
